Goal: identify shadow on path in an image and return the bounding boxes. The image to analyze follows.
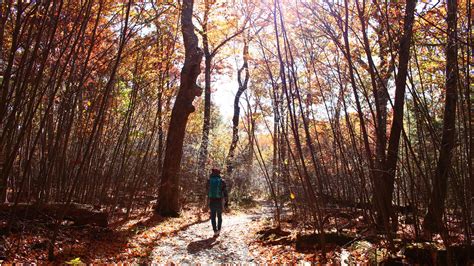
[150,205,272,264]
[74,211,207,263]
[187,236,219,254]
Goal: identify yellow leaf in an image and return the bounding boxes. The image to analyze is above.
[290,192,295,200]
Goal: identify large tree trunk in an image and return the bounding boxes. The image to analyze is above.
[157,0,203,217]
[226,39,249,175]
[423,0,458,234]
[378,0,416,230]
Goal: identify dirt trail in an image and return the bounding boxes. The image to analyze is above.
[150,205,270,264]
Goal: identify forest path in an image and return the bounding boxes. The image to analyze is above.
[149,203,270,264]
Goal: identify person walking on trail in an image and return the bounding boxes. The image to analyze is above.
[207,168,228,237]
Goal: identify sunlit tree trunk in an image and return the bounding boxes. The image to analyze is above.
[226,38,249,175]
[157,0,203,216]
[197,16,212,187]
[196,2,247,189]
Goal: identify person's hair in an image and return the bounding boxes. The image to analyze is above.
[211,168,221,175]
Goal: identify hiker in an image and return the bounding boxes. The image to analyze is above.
[206,168,228,236]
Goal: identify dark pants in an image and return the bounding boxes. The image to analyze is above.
[209,199,223,232]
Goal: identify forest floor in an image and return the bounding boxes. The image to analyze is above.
[147,201,343,264]
[149,208,258,264]
[1,201,270,264]
[1,200,472,264]
[2,200,333,264]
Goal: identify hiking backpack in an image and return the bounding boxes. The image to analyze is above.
[208,176,222,198]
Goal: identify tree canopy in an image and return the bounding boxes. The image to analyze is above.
[0,0,471,263]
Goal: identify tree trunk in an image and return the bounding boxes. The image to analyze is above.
[1,203,108,227]
[379,0,416,230]
[423,0,458,234]
[197,3,211,193]
[197,52,211,182]
[156,0,203,217]
[226,39,249,175]
[196,1,246,185]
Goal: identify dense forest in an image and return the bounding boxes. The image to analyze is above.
[0,0,472,264]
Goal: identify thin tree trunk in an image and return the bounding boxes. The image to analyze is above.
[226,38,249,175]
[423,0,458,234]
[48,0,132,259]
[381,0,416,231]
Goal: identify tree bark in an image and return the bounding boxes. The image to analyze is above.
[156,0,203,216]
[196,2,247,184]
[423,0,458,234]
[196,1,214,187]
[380,0,416,230]
[226,39,249,175]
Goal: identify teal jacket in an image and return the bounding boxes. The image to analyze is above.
[206,174,228,201]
